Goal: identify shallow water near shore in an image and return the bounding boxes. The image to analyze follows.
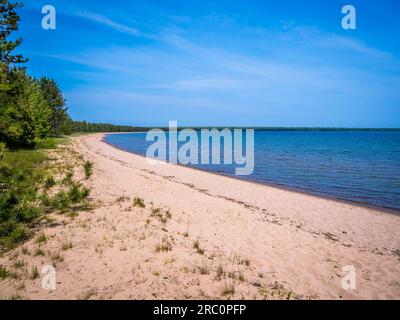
[105,130,400,211]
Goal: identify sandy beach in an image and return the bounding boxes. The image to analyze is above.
[1,133,399,300]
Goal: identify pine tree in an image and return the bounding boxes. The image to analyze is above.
[0,0,27,67]
[0,0,30,147]
[20,76,51,139]
[39,77,69,136]
[0,70,35,147]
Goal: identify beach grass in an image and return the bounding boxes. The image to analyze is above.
[133,197,145,208]
[0,139,92,251]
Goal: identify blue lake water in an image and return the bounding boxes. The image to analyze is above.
[105,131,400,211]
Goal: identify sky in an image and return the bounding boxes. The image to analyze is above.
[16,0,400,127]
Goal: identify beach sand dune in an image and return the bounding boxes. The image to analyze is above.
[1,133,399,300]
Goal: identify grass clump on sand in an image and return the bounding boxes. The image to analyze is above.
[116,196,130,203]
[30,266,39,280]
[193,239,204,255]
[221,281,235,296]
[81,288,97,300]
[155,237,173,252]
[215,264,225,281]
[35,233,47,244]
[198,262,210,275]
[61,241,73,251]
[133,197,145,208]
[150,208,172,224]
[0,265,10,279]
[34,248,45,257]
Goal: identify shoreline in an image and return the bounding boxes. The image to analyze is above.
[102,132,400,216]
[1,133,399,300]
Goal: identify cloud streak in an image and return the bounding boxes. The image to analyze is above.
[76,10,140,36]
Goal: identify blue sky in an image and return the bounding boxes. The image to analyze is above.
[17,0,400,127]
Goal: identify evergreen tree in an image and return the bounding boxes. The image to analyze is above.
[0,0,31,147]
[0,0,27,67]
[0,70,36,147]
[39,77,70,136]
[20,76,51,139]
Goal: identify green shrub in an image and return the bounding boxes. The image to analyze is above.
[50,191,71,212]
[0,266,9,279]
[0,142,6,161]
[0,151,42,249]
[2,149,47,172]
[68,183,90,203]
[34,138,57,150]
[14,206,40,223]
[0,222,28,249]
[0,147,91,250]
[7,225,28,244]
[61,171,74,186]
[40,194,51,208]
[44,175,56,189]
[83,161,93,179]
[48,181,90,213]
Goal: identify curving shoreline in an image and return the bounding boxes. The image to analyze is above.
[78,133,400,299]
[1,133,399,300]
[102,132,400,216]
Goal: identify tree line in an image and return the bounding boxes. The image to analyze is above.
[0,0,147,150]
[1,0,99,250]
[0,1,73,148]
[72,121,151,133]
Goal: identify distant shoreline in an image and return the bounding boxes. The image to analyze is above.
[78,127,400,133]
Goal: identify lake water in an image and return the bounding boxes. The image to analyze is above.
[105,131,400,211]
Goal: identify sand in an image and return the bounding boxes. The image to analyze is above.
[1,133,399,300]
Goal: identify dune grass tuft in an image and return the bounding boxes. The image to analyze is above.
[221,281,235,296]
[133,197,145,208]
[155,237,173,252]
[193,239,204,255]
[30,266,39,280]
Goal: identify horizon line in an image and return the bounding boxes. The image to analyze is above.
[72,121,400,131]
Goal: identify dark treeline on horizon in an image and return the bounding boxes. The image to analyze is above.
[73,123,400,133]
[72,121,152,133]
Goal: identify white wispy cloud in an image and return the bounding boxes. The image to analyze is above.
[76,10,140,36]
[312,34,392,60]
[31,15,400,118]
